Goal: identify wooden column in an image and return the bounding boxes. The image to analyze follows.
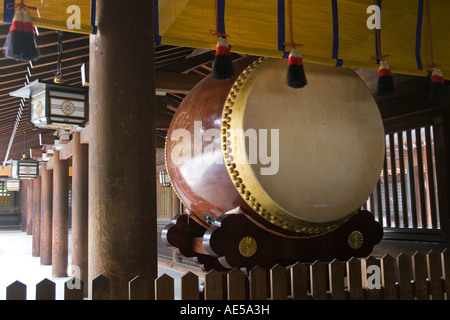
[71,131,89,296]
[52,150,69,277]
[20,180,26,231]
[40,163,53,265]
[32,176,41,257]
[23,180,33,235]
[89,0,157,299]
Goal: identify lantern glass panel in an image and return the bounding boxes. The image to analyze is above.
[10,160,19,179]
[6,179,20,192]
[159,170,171,187]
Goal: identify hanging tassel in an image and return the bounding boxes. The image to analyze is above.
[377,60,395,96]
[4,9,40,62]
[286,47,307,89]
[212,36,234,80]
[430,67,446,101]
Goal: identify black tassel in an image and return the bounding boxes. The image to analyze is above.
[430,68,446,101]
[212,36,234,80]
[377,60,395,96]
[4,10,40,62]
[286,48,307,89]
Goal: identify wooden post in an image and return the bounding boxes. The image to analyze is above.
[88,0,157,299]
[52,150,69,277]
[23,180,33,235]
[32,176,41,257]
[71,131,89,297]
[40,163,53,265]
[20,180,26,232]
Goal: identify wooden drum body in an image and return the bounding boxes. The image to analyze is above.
[163,57,384,270]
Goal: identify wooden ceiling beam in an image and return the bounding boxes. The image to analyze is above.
[157,51,215,73]
[155,71,203,94]
[379,87,450,122]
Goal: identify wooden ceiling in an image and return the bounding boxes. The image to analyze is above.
[0,26,448,168]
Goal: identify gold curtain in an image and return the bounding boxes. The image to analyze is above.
[156,0,450,79]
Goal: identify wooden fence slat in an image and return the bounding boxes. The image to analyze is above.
[129,275,150,300]
[362,256,381,300]
[412,251,429,300]
[441,249,450,300]
[375,180,383,222]
[6,281,26,300]
[389,133,400,227]
[204,269,224,300]
[91,274,110,300]
[406,130,418,227]
[155,274,174,300]
[396,253,413,300]
[427,250,444,300]
[227,268,246,300]
[329,259,345,300]
[288,262,308,300]
[382,155,391,227]
[381,254,397,299]
[397,132,409,228]
[424,126,438,228]
[181,271,200,300]
[346,257,363,300]
[249,265,267,300]
[64,277,84,300]
[36,278,55,300]
[270,264,287,300]
[415,128,427,228]
[310,261,327,300]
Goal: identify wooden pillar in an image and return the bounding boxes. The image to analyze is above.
[52,151,69,277]
[40,163,53,265]
[20,180,25,231]
[32,176,41,257]
[23,180,33,235]
[71,132,89,296]
[89,0,157,299]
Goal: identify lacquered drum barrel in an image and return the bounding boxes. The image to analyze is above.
[165,57,385,235]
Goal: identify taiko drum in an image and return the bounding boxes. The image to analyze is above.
[165,57,385,235]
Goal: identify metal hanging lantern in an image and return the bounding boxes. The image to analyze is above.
[10,153,39,180]
[8,31,89,130]
[9,79,89,130]
[159,170,171,187]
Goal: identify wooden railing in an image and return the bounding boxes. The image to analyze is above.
[4,249,449,300]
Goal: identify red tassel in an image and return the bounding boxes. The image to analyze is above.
[430,67,445,101]
[4,9,40,62]
[377,60,395,96]
[286,48,307,89]
[212,36,234,80]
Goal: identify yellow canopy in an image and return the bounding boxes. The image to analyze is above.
[0,0,96,34]
[157,0,450,79]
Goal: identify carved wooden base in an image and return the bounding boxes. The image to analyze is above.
[162,209,383,271]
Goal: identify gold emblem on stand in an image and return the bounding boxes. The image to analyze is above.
[36,102,42,117]
[238,236,257,257]
[348,230,364,249]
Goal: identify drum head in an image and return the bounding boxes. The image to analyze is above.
[222,58,385,233]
